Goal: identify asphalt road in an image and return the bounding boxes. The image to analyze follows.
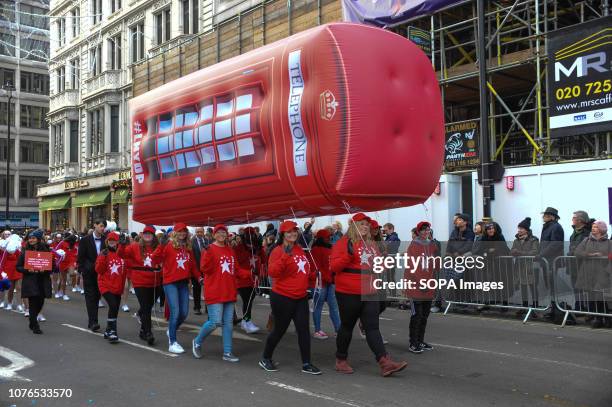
[1,292,611,407]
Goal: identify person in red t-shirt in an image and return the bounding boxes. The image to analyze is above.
[95,232,127,343]
[331,213,407,377]
[150,223,200,354]
[56,233,78,301]
[309,229,340,339]
[118,225,162,345]
[192,225,250,362]
[259,221,321,375]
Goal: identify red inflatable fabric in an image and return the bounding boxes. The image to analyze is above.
[129,23,444,225]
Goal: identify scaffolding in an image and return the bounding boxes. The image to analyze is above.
[391,0,611,167]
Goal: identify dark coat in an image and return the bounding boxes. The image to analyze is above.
[476,223,510,257]
[511,233,540,256]
[540,220,564,260]
[511,233,540,285]
[191,235,208,267]
[568,225,590,256]
[447,227,475,256]
[574,234,611,292]
[384,232,401,255]
[16,243,54,298]
[77,234,105,275]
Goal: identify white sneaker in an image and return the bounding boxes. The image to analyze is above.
[168,342,184,354]
[246,320,260,334]
[122,304,130,312]
[62,295,70,301]
[72,287,78,293]
[54,292,61,299]
[16,304,24,313]
[98,301,105,308]
[24,309,29,317]
[129,288,135,295]
[240,320,249,333]
[37,314,46,322]
[80,288,85,294]
[0,301,4,308]
[5,303,12,311]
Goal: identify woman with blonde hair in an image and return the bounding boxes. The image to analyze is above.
[331,213,407,377]
[151,223,200,353]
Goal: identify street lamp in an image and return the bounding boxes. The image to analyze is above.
[3,82,14,229]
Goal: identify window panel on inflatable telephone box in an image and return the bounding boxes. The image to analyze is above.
[130,23,445,225]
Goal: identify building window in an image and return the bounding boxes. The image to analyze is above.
[0,176,14,198]
[0,102,15,127]
[21,71,49,95]
[182,0,199,34]
[21,105,48,129]
[71,8,80,38]
[53,122,65,165]
[0,68,14,88]
[142,86,264,181]
[19,177,47,199]
[57,17,66,46]
[56,66,65,93]
[91,0,102,25]
[0,33,15,57]
[0,139,15,162]
[19,4,49,30]
[90,44,102,76]
[130,22,145,63]
[70,58,79,89]
[88,108,104,156]
[155,8,171,45]
[110,0,122,14]
[111,105,119,152]
[70,120,79,162]
[109,35,122,70]
[20,38,49,62]
[20,141,48,165]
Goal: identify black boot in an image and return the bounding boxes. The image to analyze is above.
[29,322,43,334]
[144,332,156,346]
[103,326,112,340]
[139,329,147,341]
[108,320,119,343]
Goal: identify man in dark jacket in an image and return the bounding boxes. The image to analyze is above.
[539,207,564,265]
[77,219,106,332]
[382,223,401,297]
[568,210,591,256]
[191,227,208,315]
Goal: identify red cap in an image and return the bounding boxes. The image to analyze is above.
[213,224,228,234]
[315,229,331,239]
[370,219,380,229]
[279,220,298,233]
[107,232,120,241]
[143,225,156,235]
[416,221,431,232]
[174,223,188,232]
[352,212,371,222]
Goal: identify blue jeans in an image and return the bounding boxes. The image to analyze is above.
[194,301,235,354]
[312,284,341,332]
[164,281,190,343]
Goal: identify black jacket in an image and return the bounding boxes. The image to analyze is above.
[191,235,208,267]
[16,243,54,298]
[540,220,564,259]
[568,225,590,256]
[446,227,475,256]
[77,234,105,275]
[474,223,510,257]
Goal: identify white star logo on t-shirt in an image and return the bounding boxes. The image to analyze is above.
[110,262,121,276]
[176,255,188,270]
[249,256,258,269]
[143,255,152,267]
[359,249,372,265]
[221,257,232,274]
[296,257,308,274]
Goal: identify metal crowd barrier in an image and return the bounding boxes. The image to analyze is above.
[553,256,612,327]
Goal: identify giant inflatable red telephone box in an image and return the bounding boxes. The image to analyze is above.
[129,23,444,225]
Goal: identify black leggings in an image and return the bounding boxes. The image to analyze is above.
[263,291,311,364]
[409,300,432,345]
[191,277,202,311]
[28,296,45,328]
[336,292,386,362]
[102,292,121,326]
[238,286,256,321]
[134,286,163,334]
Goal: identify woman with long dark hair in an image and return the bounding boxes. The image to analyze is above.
[16,230,55,334]
[309,229,340,339]
[119,225,162,345]
[259,221,320,375]
[331,213,407,377]
[233,226,262,334]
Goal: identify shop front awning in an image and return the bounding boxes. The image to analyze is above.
[111,188,130,204]
[39,195,71,211]
[72,190,111,208]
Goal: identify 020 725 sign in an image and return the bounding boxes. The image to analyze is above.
[547,16,612,137]
[444,120,480,171]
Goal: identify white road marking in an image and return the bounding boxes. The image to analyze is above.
[62,324,179,358]
[379,317,393,321]
[150,317,262,342]
[0,345,34,382]
[266,381,364,407]
[431,343,612,374]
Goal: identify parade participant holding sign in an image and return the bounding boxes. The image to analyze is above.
[118,226,162,345]
[16,229,55,334]
[259,221,321,375]
[95,232,127,344]
[331,213,407,377]
[233,226,262,334]
[151,223,199,353]
[192,225,249,362]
